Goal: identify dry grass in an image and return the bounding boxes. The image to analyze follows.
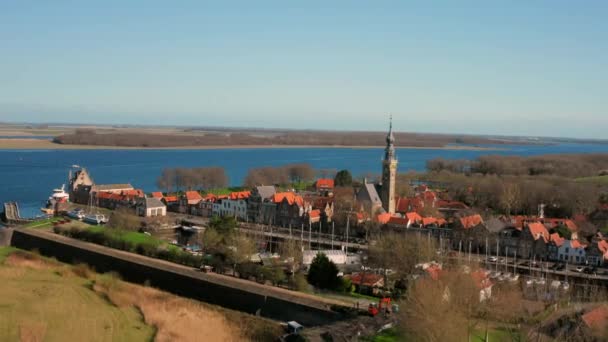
[19,321,48,342]
[94,276,246,342]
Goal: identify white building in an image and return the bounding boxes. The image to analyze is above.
[302,249,361,268]
[557,240,587,264]
[136,197,167,217]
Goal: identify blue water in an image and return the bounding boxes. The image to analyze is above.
[1,143,607,218]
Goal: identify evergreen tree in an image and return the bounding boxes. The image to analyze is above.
[334,169,353,187]
[307,253,340,290]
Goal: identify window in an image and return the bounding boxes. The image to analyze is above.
[565,248,569,253]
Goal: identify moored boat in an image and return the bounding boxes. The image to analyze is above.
[67,208,86,220]
[83,214,107,225]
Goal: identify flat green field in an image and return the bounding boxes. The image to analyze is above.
[575,175,608,185]
[0,248,154,342]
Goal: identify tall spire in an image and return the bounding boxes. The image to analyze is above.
[384,114,395,160]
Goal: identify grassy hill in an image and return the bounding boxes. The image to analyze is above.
[0,247,282,341]
[0,248,154,341]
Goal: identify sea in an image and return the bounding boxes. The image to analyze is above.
[1,142,608,219]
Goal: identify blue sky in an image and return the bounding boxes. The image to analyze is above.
[0,1,606,138]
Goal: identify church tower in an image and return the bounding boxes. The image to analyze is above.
[380,116,398,214]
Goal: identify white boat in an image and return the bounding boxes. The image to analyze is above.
[67,208,85,220]
[83,214,107,225]
[49,184,70,202]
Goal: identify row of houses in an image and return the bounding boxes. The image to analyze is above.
[154,180,336,226]
[451,214,608,266]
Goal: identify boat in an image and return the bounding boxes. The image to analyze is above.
[509,274,520,282]
[83,214,107,225]
[67,208,86,220]
[48,184,69,203]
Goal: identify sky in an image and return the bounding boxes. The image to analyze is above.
[0,1,606,139]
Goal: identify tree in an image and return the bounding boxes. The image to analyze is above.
[279,239,303,275]
[107,208,141,231]
[307,253,340,290]
[334,170,353,187]
[368,232,435,281]
[228,235,256,273]
[208,216,238,236]
[401,269,484,341]
[157,168,177,193]
[199,228,223,255]
[285,163,315,184]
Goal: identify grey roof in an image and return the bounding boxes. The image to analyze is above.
[256,185,276,199]
[93,184,134,191]
[358,182,382,207]
[485,217,508,233]
[144,197,165,208]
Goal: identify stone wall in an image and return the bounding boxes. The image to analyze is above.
[10,229,346,326]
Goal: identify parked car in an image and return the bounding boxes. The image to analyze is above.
[555,264,566,271]
[584,267,597,275]
[575,266,585,273]
[488,256,498,262]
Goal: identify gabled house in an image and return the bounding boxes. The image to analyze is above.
[346,273,385,295]
[179,191,203,214]
[585,239,607,266]
[547,233,565,261]
[452,214,489,253]
[315,178,334,195]
[247,185,276,223]
[557,240,587,264]
[518,222,550,260]
[274,192,311,227]
[136,197,167,217]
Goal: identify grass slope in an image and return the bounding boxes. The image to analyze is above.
[0,247,282,341]
[0,248,154,341]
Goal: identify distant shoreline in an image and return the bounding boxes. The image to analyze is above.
[0,138,502,151]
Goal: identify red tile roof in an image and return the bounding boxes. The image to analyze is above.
[528,222,550,242]
[315,178,335,189]
[582,306,608,331]
[376,213,392,224]
[396,197,411,213]
[571,240,586,249]
[460,214,483,229]
[550,233,565,247]
[273,192,304,206]
[599,240,608,254]
[151,192,163,199]
[422,217,437,227]
[163,196,178,203]
[229,191,251,200]
[348,273,384,287]
[309,209,321,219]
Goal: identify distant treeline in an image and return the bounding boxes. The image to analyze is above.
[243,163,316,187]
[53,129,510,148]
[157,167,228,193]
[426,154,608,178]
[156,163,324,193]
